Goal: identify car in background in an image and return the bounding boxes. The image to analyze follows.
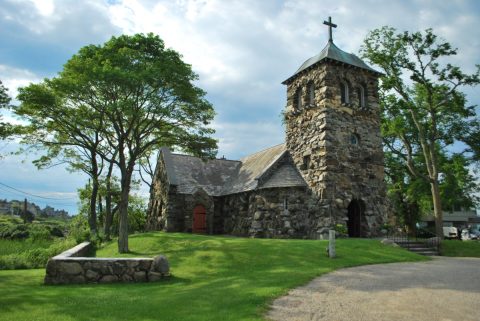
[443,226,458,239]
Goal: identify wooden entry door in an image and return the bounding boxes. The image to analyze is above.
[193,205,207,233]
[347,200,362,237]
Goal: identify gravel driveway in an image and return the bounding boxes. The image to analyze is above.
[267,257,480,321]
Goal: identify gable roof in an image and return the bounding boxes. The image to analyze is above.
[162,148,241,196]
[160,143,306,196]
[282,41,381,85]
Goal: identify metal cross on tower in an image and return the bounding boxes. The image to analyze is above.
[323,16,337,43]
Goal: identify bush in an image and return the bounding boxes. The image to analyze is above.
[0,238,76,270]
[334,224,348,237]
[29,224,52,241]
[0,224,29,240]
[68,214,91,244]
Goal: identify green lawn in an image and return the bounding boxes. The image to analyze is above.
[440,240,480,257]
[0,232,427,321]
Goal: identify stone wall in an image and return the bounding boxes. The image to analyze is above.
[44,242,170,285]
[285,61,387,236]
[146,152,170,231]
[221,187,332,239]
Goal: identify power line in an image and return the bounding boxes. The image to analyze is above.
[0,181,77,200]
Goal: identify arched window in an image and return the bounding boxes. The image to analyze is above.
[307,81,315,106]
[357,85,367,108]
[350,133,359,145]
[340,80,349,104]
[293,87,302,110]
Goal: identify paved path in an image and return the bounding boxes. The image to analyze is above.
[267,257,480,321]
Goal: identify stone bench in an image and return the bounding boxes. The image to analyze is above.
[44,242,170,285]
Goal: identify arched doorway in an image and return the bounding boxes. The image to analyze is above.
[347,199,363,237]
[192,205,207,233]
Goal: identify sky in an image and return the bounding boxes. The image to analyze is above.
[0,0,479,214]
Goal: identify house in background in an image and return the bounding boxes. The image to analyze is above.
[421,208,480,231]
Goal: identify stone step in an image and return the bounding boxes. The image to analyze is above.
[413,251,439,256]
[403,247,435,251]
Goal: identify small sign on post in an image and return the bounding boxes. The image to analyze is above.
[328,229,336,258]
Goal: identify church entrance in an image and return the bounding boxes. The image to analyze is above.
[347,199,364,237]
[193,205,207,233]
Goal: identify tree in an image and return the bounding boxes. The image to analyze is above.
[16,84,109,237]
[16,33,217,252]
[361,27,480,238]
[385,150,478,233]
[0,80,12,139]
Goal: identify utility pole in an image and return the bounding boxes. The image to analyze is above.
[23,198,27,224]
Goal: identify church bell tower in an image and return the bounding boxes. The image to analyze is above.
[283,17,387,237]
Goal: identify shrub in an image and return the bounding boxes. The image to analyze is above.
[334,224,348,237]
[0,238,76,270]
[68,214,91,243]
[29,224,52,241]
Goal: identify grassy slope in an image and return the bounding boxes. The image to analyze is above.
[0,232,427,321]
[441,240,480,257]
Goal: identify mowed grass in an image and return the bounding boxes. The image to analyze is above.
[0,232,427,321]
[441,240,480,257]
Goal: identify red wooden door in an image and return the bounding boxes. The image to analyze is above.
[193,205,206,233]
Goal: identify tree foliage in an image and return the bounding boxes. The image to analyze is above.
[361,27,480,237]
[16,33,217,252]
[0,80,12,139]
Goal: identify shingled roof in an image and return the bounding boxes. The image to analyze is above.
[160,143,306,196]
[282,41,381,85]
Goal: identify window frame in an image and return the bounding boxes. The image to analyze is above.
[340,80,350,104]
[307,81,315,107]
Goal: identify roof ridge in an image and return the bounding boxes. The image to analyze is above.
[170,153,241,163]
[240,142,285,160]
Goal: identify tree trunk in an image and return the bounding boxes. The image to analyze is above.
[431,180,444,239]
[89,177,99,236]
[88,150,100,236]
[145,181,155,230]
[117,185,130,253]
[117,161,134,253]
[104,160,115,240]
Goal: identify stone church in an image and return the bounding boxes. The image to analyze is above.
[146,18,387,239]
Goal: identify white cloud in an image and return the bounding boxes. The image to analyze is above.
[0,64,41,99]
[212,120,284,160]
[28,0,55,16]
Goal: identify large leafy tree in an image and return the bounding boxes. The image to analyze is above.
[16,85,108,236]
[16,33,217,252]
[386,150,478,233]
[361,27,480,238]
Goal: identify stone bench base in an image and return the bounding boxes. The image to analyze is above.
[44,242,170,285]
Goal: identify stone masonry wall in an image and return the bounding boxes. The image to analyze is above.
[45,242,170,285]
[146,153,170,231]
[222,187,333,239]
[285,61,387,236]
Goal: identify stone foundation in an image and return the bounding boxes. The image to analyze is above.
[44,242,170,285]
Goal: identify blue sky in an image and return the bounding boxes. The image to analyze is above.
[1,0,479,214]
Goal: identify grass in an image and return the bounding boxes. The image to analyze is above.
[0,232,427,321]
[440,240,480,257]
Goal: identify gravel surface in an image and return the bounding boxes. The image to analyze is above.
[267,257,480,321]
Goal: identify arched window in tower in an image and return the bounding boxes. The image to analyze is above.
[340,80,349,104]
[293,87,302,110]
[307,81,315,106]
[357,85,367,108]
[350,133,360,145]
